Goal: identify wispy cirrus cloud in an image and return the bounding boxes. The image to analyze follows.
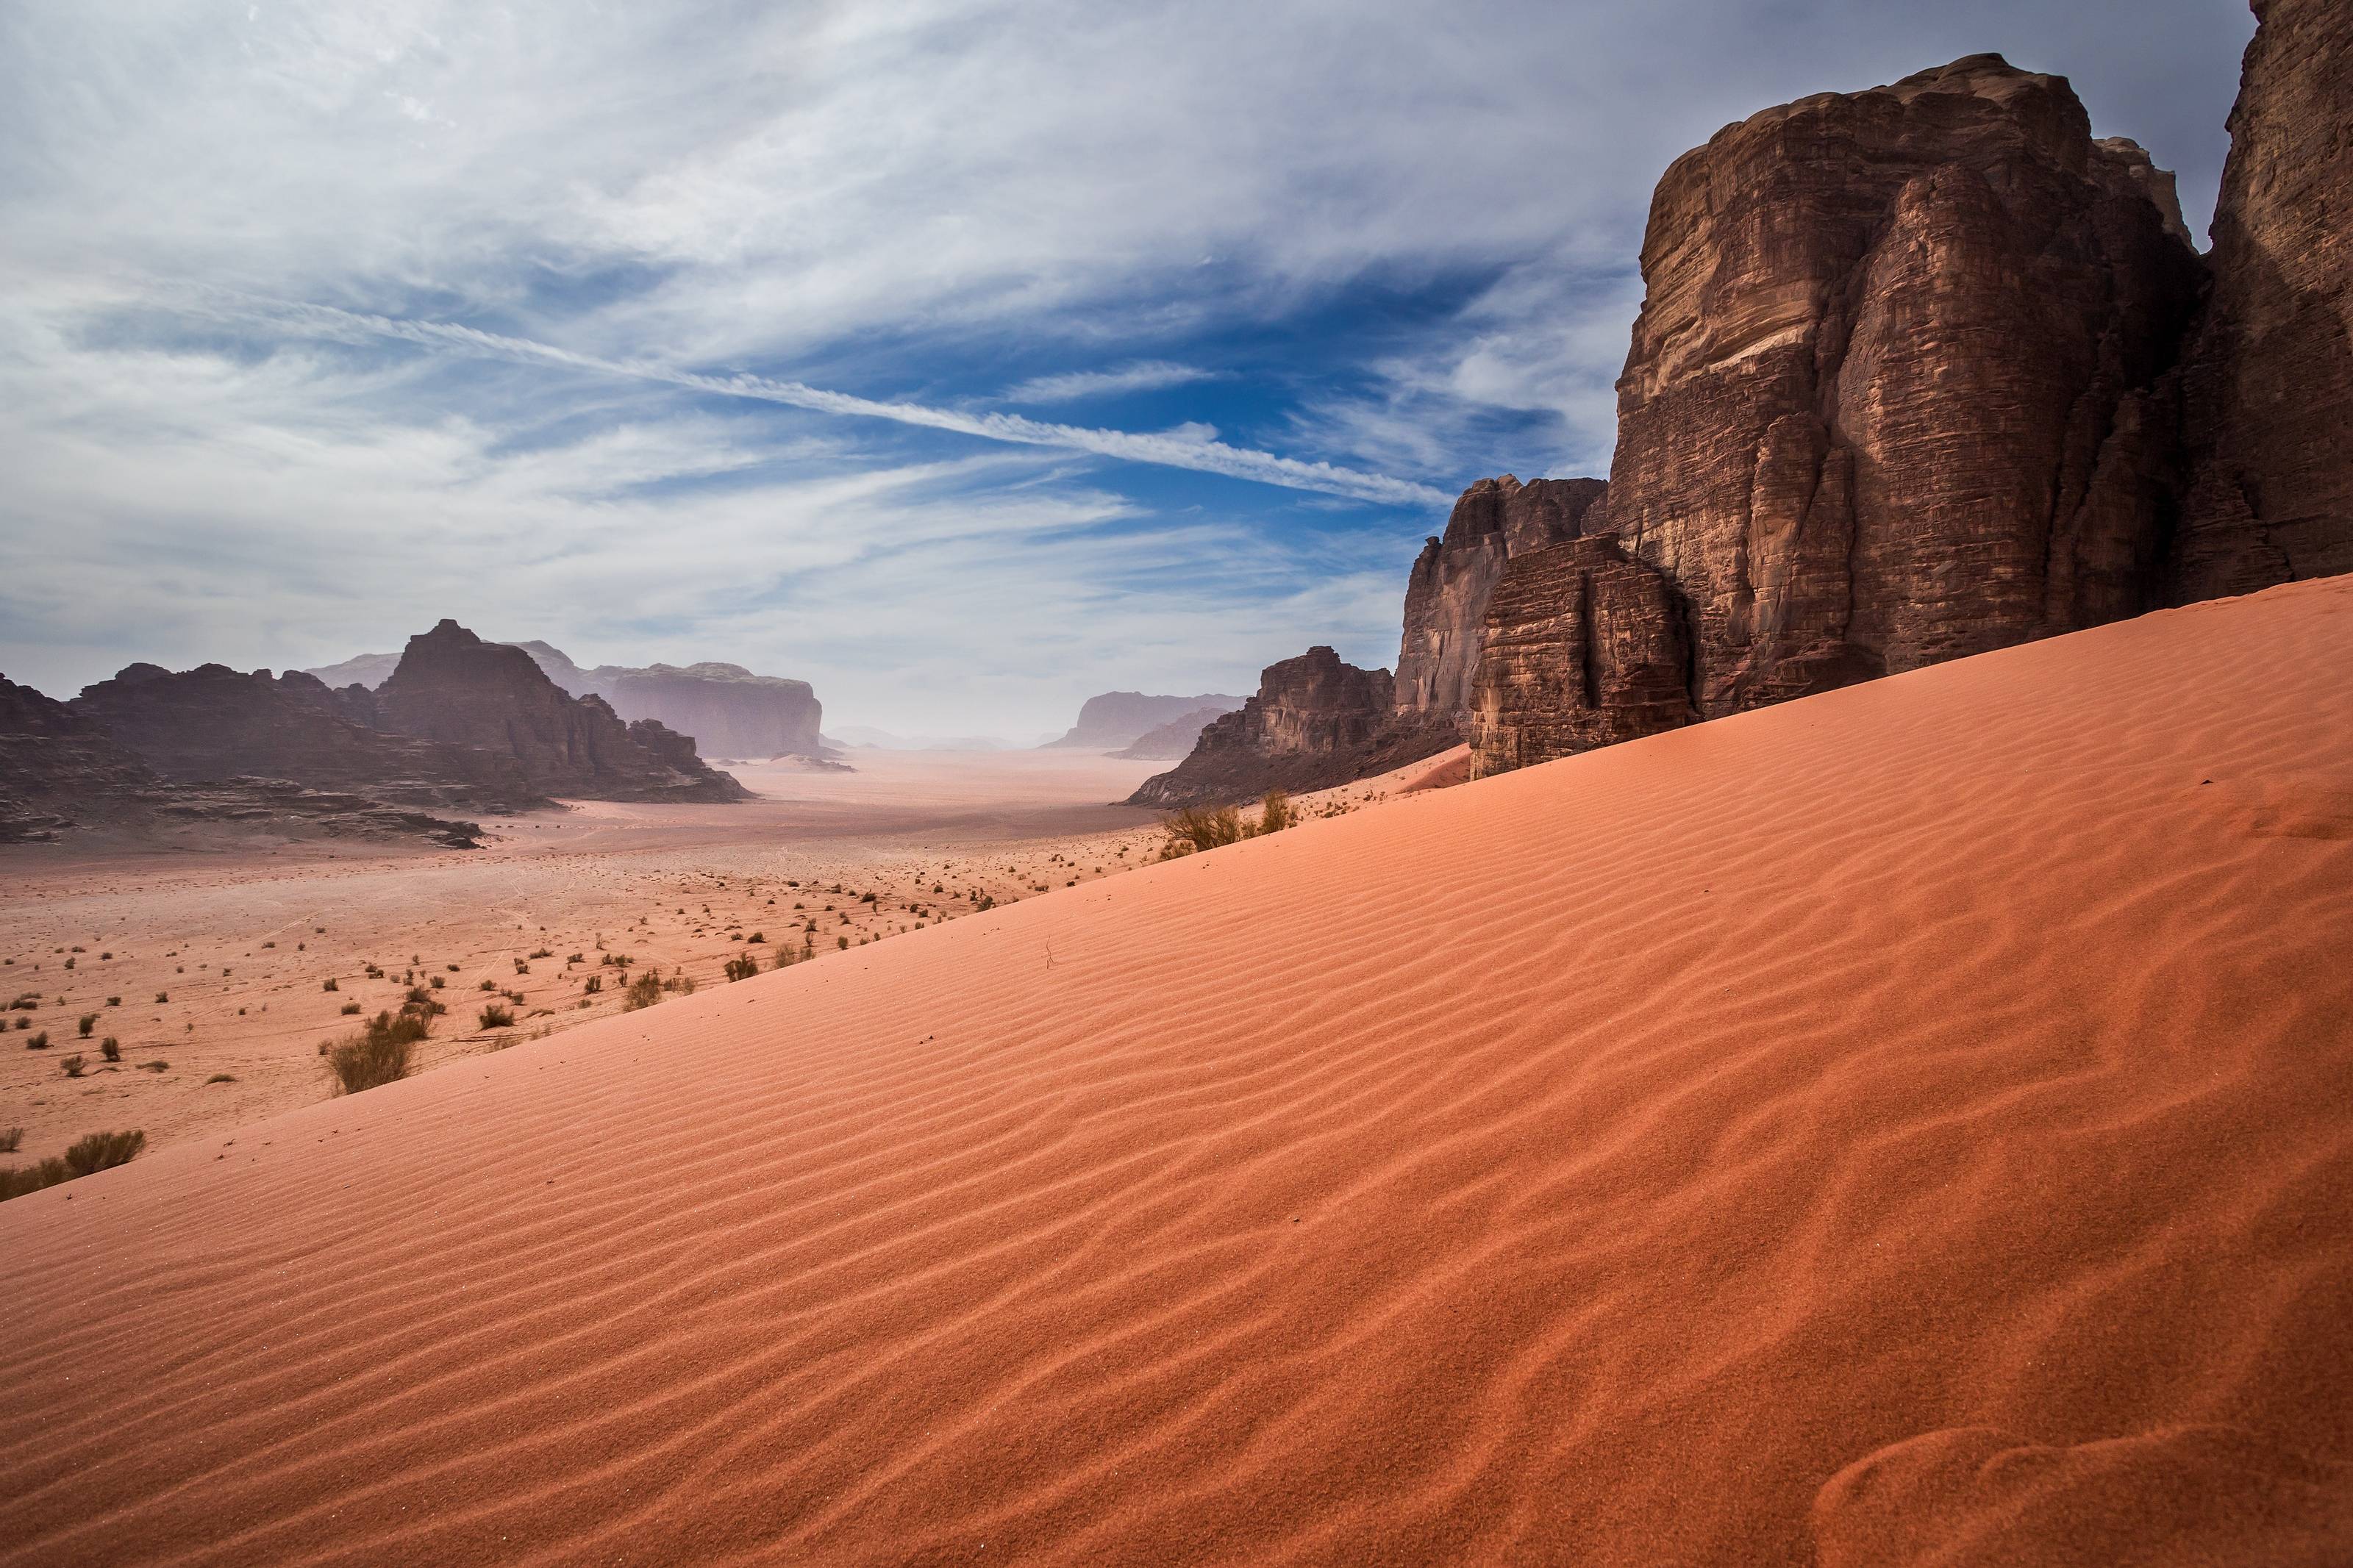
[999,361,1221,405]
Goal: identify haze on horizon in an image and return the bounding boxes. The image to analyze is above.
[0,0,2255,737]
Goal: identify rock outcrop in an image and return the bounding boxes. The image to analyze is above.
[1603,54,2204,720]
[1046,692,1243,751]
[1396,476,1609,725]
[1,675,480,848]
[1127,648,1451,806]
[1468,538,1693,777]
[1110,708,1232,761]
[2169,0,2353,599]
[510,644,826,760]
[372,621,749,803]
[70,662,543,814]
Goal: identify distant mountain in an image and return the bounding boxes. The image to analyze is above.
[1110,707,1230,761]
[1043,691,1242,751]
[307,638,823,760]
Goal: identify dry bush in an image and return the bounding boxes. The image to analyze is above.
[1161,804,1246,858]
[64,1129,145,1176]
[324,1010,426,1095]
[479,1003,515,1028]
[100,1037,120,1062]
[622,970,664,1011]
[1258,789,1295,834]
[0,1128,18,1153]
[61,1053,85,1078]
[723,955,760,982]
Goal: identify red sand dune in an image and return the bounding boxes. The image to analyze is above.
[4,577,2352,1567]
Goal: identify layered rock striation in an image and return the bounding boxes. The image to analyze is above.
[1603,54,2205,723]
[1395,476,1609,725]
[1468,538,1693,777]
[2170,0,2353,599]
[1127,649,1452,807]
[373,622,749,803]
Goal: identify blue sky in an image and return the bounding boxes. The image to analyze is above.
[0,0,2256,735]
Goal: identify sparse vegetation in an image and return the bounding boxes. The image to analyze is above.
[623,970,663,1010]
[207,1074,237,1084]
[61,1053,85,1078]
[723,955,760,982]
[100,1037,121,1061]
[479,1003,515,1028]
[4,1129,148,1200]
[78,1012,97,1037]
[340,1000,363,1015]
[582,974,602,995]
[324,1010,426,1095]
[323,977,339,992]
[26,1031,49,1050]
[0,1128,18,1153]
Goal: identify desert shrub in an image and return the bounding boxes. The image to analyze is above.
[63,1130,144,1177]
[582,974,602,995]
[479,1003,515,1028]
[429,974,445,989]
[61,1053,85,1078]
[527,947,552,959]
[622,970,663,1011]
[100,1037,120,1061]
[324,1012,423,1095]
[1161,804,1246,858]
[663,973,696,996]
[78,1013,97,1037]
[1,1159,71,1200]
[513,958,530,975]
[340,1000,362,1015]
[206,1073,236,1084]
[746,931,766,944]
[479,978,496,991]
[771,949,796,970]
[0,1128,17,1152]
[836,936,849,951]
[27,1031,49,1050]
[107,995,121,1007]
[1258,789,1295,834]
[723,955,760,982]
[322,976,340,992]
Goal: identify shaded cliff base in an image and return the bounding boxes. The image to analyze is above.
[6,575,2349,1564]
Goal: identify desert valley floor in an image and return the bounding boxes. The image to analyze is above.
[4,577,2352,1565]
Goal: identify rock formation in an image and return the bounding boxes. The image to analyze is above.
[1110,707,1232,762]
[2169,0,2353,599]
[372,621,749,803]
[1468,538,1693,777]
[1,675,480,848]
[510,645,826,760]
[70,662,543,814]
[1603,54,2204,720]
[1127,648,1450,806]
[1395,476,1609,724]
[1046,692,1243,751]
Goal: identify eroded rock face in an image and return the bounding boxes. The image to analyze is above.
[1127,648,1450,806]
[2171,0,2353,599]
[1395,476,1609,724]
[1,674,479,848]
[69,662,543,814]
[1605,54,2204,718]
[509,645,824,761]
[1468,537,1693,777]
[373,621,748,803]
[1110,708,1232,762]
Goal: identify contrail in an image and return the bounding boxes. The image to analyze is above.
[236,298,1449,508]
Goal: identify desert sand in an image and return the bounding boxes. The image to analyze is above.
[3,577,2350,1565]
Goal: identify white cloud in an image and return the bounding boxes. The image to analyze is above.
[1000,360,1221,404]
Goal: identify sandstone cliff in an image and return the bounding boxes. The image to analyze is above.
[1127,648,1452,807]
[510,644,825,760]
[1604,54,2204,719]
[1394,476,1608,725]
[373,621,749,803]
[1468,538,1693,778]
[1,674,480,848]
[71,662,543,814]
[2170,0,2353,599]
[1046,692,1243,751]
